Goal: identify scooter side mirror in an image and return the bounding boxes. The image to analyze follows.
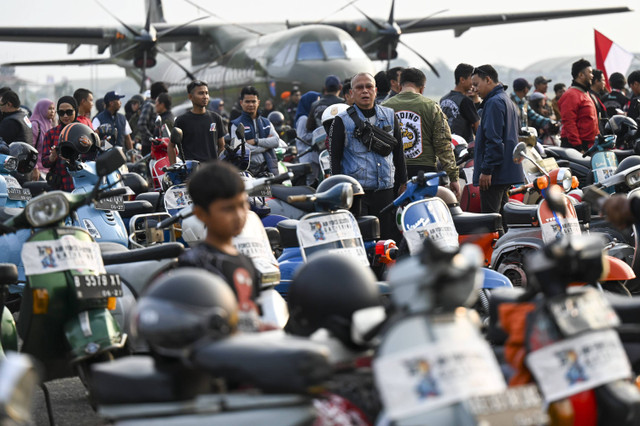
[513,142,527,164]
[235,123,245,140]
[315,182,354,211]
[96,147,126,177]
[170,127,183,146]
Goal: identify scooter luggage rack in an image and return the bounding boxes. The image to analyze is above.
[129,212,177,248]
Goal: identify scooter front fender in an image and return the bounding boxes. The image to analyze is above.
[604,255,636,281]
[482,268,513,289]
[64,308,126,363]
[0,306,17,356]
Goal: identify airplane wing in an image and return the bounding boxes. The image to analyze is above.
[394,7,633,37]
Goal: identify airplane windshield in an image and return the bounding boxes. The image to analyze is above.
[322,40,346,59]
[297,41,324,61]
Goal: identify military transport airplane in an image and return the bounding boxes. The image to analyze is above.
[0,0,631,106]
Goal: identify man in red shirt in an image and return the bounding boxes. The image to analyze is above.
[558,59,598,152]
[73,88,94,129]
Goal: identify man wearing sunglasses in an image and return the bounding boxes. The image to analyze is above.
[329,72,407,240]
[471,65,523,216]
[0,89,33,145]
[93,91,133,151]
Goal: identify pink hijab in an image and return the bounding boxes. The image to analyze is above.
[30,98,54,173]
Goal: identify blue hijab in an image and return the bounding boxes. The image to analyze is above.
[294,91,320,127]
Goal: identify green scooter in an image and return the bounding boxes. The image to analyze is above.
[0,147,128,384]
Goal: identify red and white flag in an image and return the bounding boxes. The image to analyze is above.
[595,30,634,90]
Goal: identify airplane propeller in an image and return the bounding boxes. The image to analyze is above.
[94,0,204,91]
[350,0,446,76]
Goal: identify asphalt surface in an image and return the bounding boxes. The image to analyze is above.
[32,378,106,426]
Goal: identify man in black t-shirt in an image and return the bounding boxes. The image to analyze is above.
[169,80,226,164]
[601,72,630,117]
[627,70,640,124]
[440,63,480,143]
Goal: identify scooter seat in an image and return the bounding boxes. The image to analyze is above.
[270,185,315,212]
[136,191,163,211]
[502,202,538,226]
[121,172,149,195]
[90,356,210,404]
[22,181,50,197]
[357,216,380,240]
[614,150,637,163]
[120,200,155,219]
[191,333,332,394]
[452,212,503,234]
[277,219,300,248]
[545,146,592,169]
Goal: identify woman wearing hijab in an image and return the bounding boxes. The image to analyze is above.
[294,91,320,185]
[42,96,80,191]
[30,98,55,176]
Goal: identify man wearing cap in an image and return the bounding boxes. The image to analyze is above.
[306,75,344,133]
[383,67,460,197]
[471,65,523,216]
[558,59,598,152]
[533,76,555,118]
[510,78,556,132]
[92,91,134,150]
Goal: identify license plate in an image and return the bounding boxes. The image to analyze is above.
[548,289,619,336]
[73,273,123,299]
[7,187,31,201]
[259,185,272,198]
[94,195,124,211]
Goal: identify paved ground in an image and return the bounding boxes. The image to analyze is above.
[32,378,106,426]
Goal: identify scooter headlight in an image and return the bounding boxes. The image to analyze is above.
[626,169,640,189]
[25,192,69,227]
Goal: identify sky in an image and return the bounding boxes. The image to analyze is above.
[0,0,637,85]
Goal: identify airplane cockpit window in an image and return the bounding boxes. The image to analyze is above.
[321,40,347,59]
[342,38,368,59]
[272,42,295,67]
[297,41,324,61]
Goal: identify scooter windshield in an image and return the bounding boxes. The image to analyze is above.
[297,210,368,266]
[402,198,459,254]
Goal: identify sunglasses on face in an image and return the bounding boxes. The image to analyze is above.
[57,109,75,117]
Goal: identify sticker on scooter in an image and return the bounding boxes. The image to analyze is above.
[5,175,31,201]
[21,235,106,275]
[164,184,192,211]
[526,329,632,403]
[548,289,620,336]
[233,211,280,287]
[297,211,369,266]
[373,335,506,419]
[594,167,616,183]
[402,199,459,254]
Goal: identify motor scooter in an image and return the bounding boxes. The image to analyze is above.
[0,147,128,386]
[489,234,640,426]
[491,142,635,293]
[373,238,546,425]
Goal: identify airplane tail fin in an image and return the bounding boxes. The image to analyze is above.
[145,0,166,23]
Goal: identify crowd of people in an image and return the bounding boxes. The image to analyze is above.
[1,59,640,288]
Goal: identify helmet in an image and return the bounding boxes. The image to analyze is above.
[58,123,98,159]
[267,111,285,130]
[8,142,37,174]
[95,123,118,147]
[285,253,380,349]
[321,103,349,133]
[605,115,637,145]
[134,268,238,356]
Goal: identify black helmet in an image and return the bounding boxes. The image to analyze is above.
[606,115,637,144]
[285,253,380,349]
[58,123,98,159]
[134,268,238,357]
[267,111,285,130]
[95,123,118,147]
[8,142,37,174]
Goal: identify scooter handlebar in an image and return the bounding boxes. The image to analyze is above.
[379,202,395,215]
[507,185,529,196]
[287,195,311,203]
[156,214,182,229]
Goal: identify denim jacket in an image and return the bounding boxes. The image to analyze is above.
[338,104,396,191]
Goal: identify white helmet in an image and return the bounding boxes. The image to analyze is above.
[321,103,350,125]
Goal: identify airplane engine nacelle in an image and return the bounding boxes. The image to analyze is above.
[134,55,157,69]
[376,49,398,61]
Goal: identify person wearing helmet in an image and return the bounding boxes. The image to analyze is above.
[384,68,461,197]
[42,96,81,191]
[135,268,239,356]
[177,161,261,331]
[267,110,290,139]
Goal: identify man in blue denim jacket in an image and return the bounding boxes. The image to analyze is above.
[471,65,524,215]
[329,72,407,239]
